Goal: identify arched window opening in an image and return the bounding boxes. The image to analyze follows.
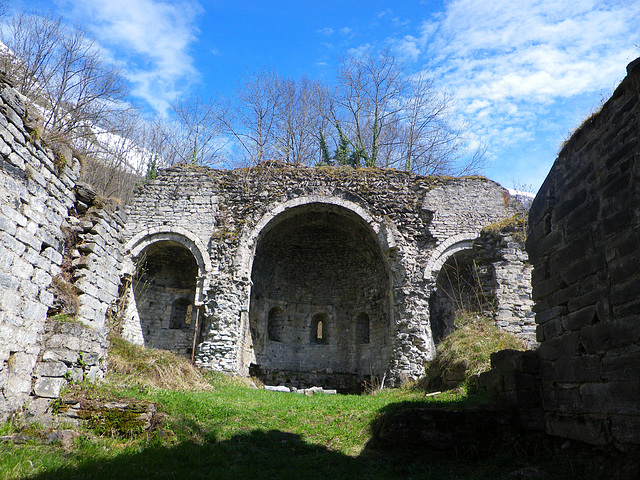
[170,298,193,330]
[356,312,370,344]
[311,313,328,344]
[268,307,287,342]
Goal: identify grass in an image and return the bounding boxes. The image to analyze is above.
[0,337,634,480]
[419,311,526,391]
[106,336,212,391]
[481,212,528,243]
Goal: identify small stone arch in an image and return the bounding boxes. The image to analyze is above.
[125,226,211,302]
[121,228,211,354]
[310,312,329,344]
[423,232,479,288]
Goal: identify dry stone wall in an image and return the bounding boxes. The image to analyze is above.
[0,78,124,421]
[527,58,640,449]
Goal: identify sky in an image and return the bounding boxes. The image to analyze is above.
[6,0,640,193]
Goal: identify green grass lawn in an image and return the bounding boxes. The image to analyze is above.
[1,333,631,480]
[0,374,619,480]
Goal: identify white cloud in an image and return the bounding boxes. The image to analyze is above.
[388,20,436,61]
[340,27,352,36]
[428,0,640,103]
[59,0,204,113]
[317,27,334,35]
[411,0,640,186]
[393,36,423,60]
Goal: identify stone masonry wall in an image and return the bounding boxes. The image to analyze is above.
[527,58,640,449]
[124,162,522,385]
[474,221,537,347]
[0,78,124,421]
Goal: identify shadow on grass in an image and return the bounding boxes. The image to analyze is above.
[25,400,640,480]
[26,428,445,480]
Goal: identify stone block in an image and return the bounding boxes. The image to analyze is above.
[39,289,54,307]
[567,286,606,312]
[558,254,604,286]
[35,360,68,377]
[22,300,48,322]
[33,377,67,398]
[545,412,610,446]
[537,332,579,361]
[47,333,80,351]
[15,226,41,251]
[42,348,79,364]
[0,290,23,315]
[601,352,640,381]
[579,323,615,354]
[553,355,601,383]
[0,272,19,290]
[41,246,63,265]
[31,268,52,287]
[0,215,17,236]
[561,306,596,331]
[1,231,26,256]
[610,414,640,446]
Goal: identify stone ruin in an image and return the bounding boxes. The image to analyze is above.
[121,163,533,391]
[525,57,640,449]
[0,72,534,415]
[2,55,639,450]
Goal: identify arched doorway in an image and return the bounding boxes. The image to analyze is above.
[248,202,391,391]
[133,241,199,356]
[429,249,484,343]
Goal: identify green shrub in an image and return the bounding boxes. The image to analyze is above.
[419,310,525,392]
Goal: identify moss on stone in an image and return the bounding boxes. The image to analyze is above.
[481,213,528,243]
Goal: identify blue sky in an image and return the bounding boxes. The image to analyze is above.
[7,0,640,192]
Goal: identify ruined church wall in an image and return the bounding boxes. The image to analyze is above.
[527,58,640,448]
[0,80,124,420]
[125,163,520,383]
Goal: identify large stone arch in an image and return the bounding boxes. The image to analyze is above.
[235,195,396,392]
[234,195,396,281]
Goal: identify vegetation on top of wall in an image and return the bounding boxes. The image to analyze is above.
[481,212,528,243]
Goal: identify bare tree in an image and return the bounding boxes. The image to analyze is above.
[0,12,129,144]
[333,50,485,175]
[335,49,406,167]
[217,67,282,166]
[166,94,227,167]
[273,76,331,165]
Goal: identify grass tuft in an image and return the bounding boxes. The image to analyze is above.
[419,310,526,391]
[107,336,212,392]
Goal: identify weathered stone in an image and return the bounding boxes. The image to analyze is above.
[35,360,68,378]
[33,377,67,398]
[528,57,640,448]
